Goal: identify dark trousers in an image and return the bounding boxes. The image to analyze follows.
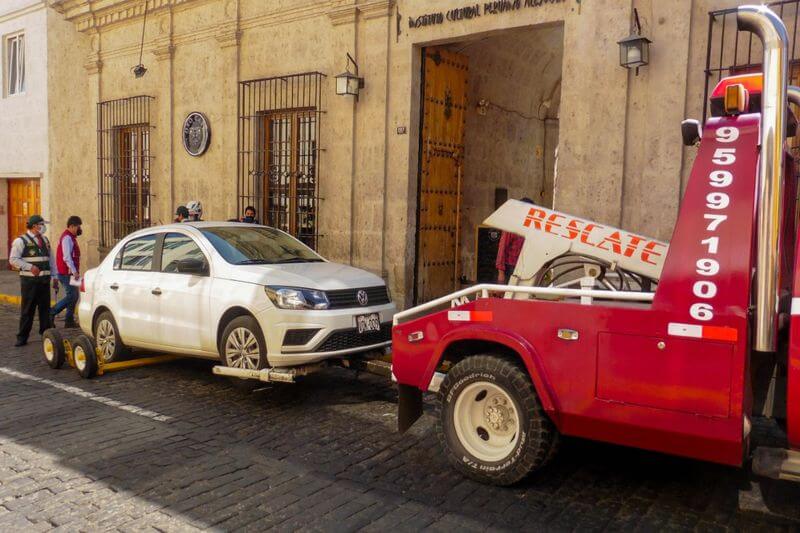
[17,277,51,342]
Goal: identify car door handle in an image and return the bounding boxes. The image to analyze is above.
[109,283,119,291]
[151,288,162,296]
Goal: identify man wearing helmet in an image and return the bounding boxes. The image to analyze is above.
[186,200,203,221]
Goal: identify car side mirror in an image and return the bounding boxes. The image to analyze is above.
[681,119,702,146]
[176,258,208,276]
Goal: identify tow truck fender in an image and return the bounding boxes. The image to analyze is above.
[427,326,560,423]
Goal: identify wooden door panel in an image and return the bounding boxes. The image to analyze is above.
[416,47,468,303]
[7,179,40,254]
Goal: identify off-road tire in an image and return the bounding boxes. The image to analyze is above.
[72,334,98,379]
[93,311,126,363]
[42,328,65,369]
[436,354,559,486]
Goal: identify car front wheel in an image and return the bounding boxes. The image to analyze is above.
[437,354,559,486]
[219,315,268,370]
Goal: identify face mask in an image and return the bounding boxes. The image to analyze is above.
[76,228,83,236]
[38,224,47,235]
[244,216,255,223]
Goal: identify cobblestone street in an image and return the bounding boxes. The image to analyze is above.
[0,304,798,531]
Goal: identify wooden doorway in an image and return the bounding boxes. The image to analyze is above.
[414,47,469,304]
[7,178,40,252]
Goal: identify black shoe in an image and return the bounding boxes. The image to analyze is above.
[64,320,79,329]
[14,338,27,347]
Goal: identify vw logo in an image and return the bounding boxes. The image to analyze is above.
[357,290,369,306]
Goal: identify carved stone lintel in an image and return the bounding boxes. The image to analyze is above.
[328,4,358,26]
[359,0,394,20]
[84,57,103,75]
[152,43,174,61]
[215,21,241,48]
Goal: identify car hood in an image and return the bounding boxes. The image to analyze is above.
[219,261,386,290]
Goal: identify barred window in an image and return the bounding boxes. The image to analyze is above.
[239,73,324,249]
[97,96,154,248]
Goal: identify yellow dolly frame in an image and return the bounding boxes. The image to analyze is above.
[41,328,180,379]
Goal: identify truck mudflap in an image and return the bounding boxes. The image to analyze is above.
[397,384,423,433]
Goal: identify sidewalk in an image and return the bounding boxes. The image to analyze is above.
[0,269,20,305]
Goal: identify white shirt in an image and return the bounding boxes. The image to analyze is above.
[9,231,57,274]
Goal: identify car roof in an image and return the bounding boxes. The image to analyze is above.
[124,221,271,238]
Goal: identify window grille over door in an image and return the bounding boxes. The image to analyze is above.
[704,1,800,127]
[97,96,154,249]
[238,72,325,249]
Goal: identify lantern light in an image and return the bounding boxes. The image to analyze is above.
[335,53,365,99]
[617,8,651,75]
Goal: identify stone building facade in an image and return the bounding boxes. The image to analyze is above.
[46,0,773,307]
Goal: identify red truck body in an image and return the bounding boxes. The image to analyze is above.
[392,10,800,481]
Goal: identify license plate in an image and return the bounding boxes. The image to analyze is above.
[356,313,381,334]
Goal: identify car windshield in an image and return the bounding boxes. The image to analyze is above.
[201,226,324,265]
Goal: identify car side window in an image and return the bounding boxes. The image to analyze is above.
[119,235,157,271]
[161,233,207,273]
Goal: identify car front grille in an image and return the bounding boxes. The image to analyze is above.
[283,328,321,346]
[315,323,392,352]
[326,286,390,309]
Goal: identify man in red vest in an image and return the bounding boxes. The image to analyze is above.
[51,216,82,328]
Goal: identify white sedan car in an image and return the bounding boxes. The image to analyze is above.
[78,222,395,369]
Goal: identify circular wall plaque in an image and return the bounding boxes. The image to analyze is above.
[182,112,210,156]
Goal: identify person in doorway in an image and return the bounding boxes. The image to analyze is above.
[174,205,190,223]
[51,216,82,328]
[240,205,260,224]
[186,200,203,221]
[495,197,535,284]
[9,215,56,346]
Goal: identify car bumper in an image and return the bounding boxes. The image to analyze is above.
[258,303,396,367]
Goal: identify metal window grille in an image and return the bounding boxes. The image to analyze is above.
[238,72,325,249]
[97,96,155,249]
[704,1,800,133]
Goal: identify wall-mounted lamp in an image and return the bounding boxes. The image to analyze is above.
[617,8,651,75]
[335,53,365,99]
[131,1,149,78]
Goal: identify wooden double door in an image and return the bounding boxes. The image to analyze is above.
[415,47,469,304]
[7,178,41,254]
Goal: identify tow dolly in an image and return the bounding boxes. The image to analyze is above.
[41,326,393,383]
[41,327,181,378]
[392,4,800,488]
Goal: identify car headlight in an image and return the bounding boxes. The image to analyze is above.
[265,286,329,310]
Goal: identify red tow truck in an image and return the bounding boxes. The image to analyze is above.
[392,4,800,486]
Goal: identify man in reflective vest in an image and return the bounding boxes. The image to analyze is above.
[9,215,57,346]
[51,215,82,328]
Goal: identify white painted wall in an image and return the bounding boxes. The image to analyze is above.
[0,0,48,260]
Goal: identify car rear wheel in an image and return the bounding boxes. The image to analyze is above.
[436,354,559,486]
[94,311,126,363]
[219,316,268,370]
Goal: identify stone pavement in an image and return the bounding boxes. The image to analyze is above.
[0,304,798,532]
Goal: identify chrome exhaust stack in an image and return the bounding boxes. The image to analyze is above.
[737,5,789,353]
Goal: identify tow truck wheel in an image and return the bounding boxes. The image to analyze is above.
[72,334,98,379]
[437,355,559,486]
[42,329,65,369]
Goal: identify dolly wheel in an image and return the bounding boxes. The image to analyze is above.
[42,329,66,369]
[436,355,559,486]
[72,334,98,379]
